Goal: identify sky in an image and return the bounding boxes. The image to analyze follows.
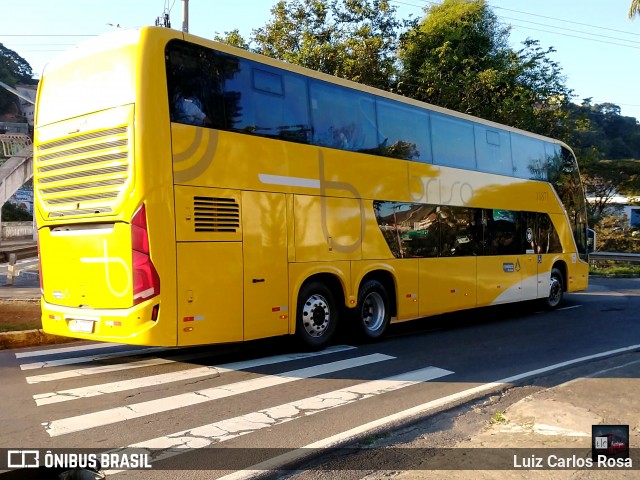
[1,0,639,120]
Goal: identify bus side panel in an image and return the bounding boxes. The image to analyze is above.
[176,242,244,346]
[294,195,362,262]
[242,191,289,341]
[476,256,522,306]
[419,257,477,316]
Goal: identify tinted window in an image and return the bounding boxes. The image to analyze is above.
[373,201,439,258]
[401,204,440,258]
[537,213,563,254]
[475,126,512,175]
[224,63,312,142]
[440,206,479,256]
[484,209,520,255]
[511,133,547,180]
[431,114,476,169]
[376,100,431,162]
[310,82,378,152]
[550,147,588,260]
[166,41,241,130]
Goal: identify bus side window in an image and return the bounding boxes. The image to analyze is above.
[537,213,563,254]
[309,81,378,152]
[485,209,520,256]
[440,206,477,257]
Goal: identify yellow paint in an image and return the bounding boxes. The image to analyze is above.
[34,27,589,347]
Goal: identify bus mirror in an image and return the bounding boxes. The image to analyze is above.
[587,228,596,253]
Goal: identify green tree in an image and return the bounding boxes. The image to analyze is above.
[249,0,410,90]
[0,44,34,114]
[398,0,572,138]
[630,0,640,19]
[213,29,250,50]
[581,159,640,224]
[1,202,32,221]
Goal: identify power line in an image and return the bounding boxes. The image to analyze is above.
[390,1,640,49]
[490,4,640,38]
[507,22,640,50]
[500,16,640,46]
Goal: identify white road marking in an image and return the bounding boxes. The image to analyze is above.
[46,353,393,437]
[105,365,453,474]
[16,342,126,359]
[33,345,358,404]
[19,346,172,370]
[218,343,640,480]
[25,344,356,384]
[557,305,583,311]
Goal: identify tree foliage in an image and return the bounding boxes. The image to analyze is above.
[580,159,640,224]
[398,0,572,138]
[630,0,640,19]
[567,100,640,161]
[217,0,411,91]
[0,44,34,114]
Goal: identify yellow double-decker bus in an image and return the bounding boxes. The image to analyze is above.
[34,27,589,349]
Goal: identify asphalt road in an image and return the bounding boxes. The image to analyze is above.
[0,277,638,479]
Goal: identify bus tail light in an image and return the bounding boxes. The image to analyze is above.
[131,205,160,305]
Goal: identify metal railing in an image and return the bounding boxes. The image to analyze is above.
[590,252,640,263]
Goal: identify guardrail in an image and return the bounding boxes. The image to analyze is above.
[590,252,640,263]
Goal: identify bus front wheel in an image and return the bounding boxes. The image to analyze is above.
[296,282,338,349]
[353,280,391,341]
[544,267,564,310]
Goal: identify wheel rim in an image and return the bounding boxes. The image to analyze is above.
[548,275,562,307]
[361,292,385,332]
[301,294,330,338]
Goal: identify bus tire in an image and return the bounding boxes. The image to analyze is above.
[295,282,338,349]
[353,280,391,341]
[544,267,564,310]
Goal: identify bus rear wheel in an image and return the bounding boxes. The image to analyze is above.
[353,280,391,341]
[544,267,564,310]
[296,282,338,349]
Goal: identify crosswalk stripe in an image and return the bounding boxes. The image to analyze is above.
[25,344,356,384]
[15,342,127,359]
[33,345,358,405]
[45,353,393,437]
[26,355,204,384]
[106,365,453,473]
[19,346,172,371]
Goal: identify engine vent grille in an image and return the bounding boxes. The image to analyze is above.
[35,125,130,218]
[193,197,240,233]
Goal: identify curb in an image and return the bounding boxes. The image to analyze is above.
[0,329,78,350]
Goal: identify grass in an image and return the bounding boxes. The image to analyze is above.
[0,301,42,332]
[490,411,508,425]
[590,265,640,276]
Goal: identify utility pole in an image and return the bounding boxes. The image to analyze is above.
[182,0,189,33]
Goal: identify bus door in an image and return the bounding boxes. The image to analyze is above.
[535,213,564,299]
[477,209,526,306]
[241,191,289,341]
[520,212,540,301]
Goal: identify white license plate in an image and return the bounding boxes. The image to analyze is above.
[69,319,95,333]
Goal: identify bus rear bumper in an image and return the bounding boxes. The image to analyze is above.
[40,299,176,347]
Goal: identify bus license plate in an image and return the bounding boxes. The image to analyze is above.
[69,319,95,333]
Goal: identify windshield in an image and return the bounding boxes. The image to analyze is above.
[549,147,588,261]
